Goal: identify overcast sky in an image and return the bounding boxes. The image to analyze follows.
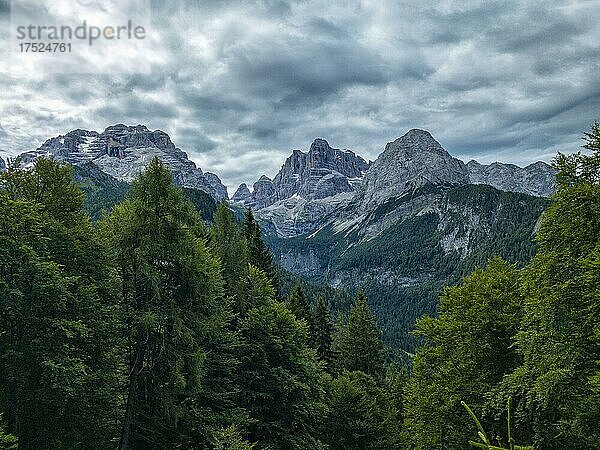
[0,0,599,190]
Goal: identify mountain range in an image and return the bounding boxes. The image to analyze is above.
[233,129,554,237]
[2,125,556,350]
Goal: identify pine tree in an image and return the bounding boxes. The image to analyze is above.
[310,294,334,370]
[104,158,231,448]
[238,268,326,449]
[286,283,311,323]
[326,371,390,450]
[334,290,384,376]
[0,415,17,449]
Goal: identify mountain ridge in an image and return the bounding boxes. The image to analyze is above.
[17,124,229,201]
[236,129,555,238]
[10,125,555,225]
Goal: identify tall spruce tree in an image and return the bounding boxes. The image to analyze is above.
[286,283,311,324]
[104,158,231,449]
[326,371,391,450]
[238,268,326,449]
[333,290,384,376]
[211,201,249,311]
[242,209,277,288]
[311,294,334,370]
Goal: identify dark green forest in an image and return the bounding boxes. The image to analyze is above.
[1,124,599,449]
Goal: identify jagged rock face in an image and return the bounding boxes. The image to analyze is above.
[298,170,353,200]
[232,183,252,203]
[204,172,229,201]
[18,124,228,200]
[241,138,369,235]
[241,138,369,210]
[354,129,468,210]
[258,192,354,238]
[0,156,5,172]
[272,138,369,201]
[249,175,278,209]
[249,129,557,238]
[466,160,555,197]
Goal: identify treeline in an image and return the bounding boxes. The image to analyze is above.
[0,157,403,449]
[1,124,599,449]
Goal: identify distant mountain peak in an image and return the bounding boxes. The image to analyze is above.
[238,137,369,214]
[18,124,228,200]
[232,183,252,204]
[310,138,332,150]
[385,128,450,158]
[466,158,555,197]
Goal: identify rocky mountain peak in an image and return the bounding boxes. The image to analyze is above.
[239,138,370,211]
[249,175,278,209]
[17,124,228,201]
[232,183,252,203]
[354,129,469,210]
[466,159,555,197]
[384,128,451,159]
[0,156,5,172]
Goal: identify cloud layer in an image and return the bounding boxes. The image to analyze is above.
[1,0,599,189]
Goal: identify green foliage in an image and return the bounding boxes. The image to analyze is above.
[334,290,385,376]
[325,371,392,450]
[211,425,255,450]
[1,124,599,449]
[72,162,130,220]
[103,157,233,448]
[0,415,17,449]
[72,162,217,221]
[311,294,335,370]
[238,271,326,449]
[498,124,600,449]
[286,283,311,323]
[211,201,249,310]
[243,209,277,289]
[403,258,524,449]
[0,158,121,448]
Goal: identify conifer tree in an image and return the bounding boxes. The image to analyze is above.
[500,124,600,449]
[0,159,121,448]
[403,258,524,449]
[238,268,326,449]
[211,201,249,310]
[333,290,384,376]
[104,158,230,449]
[311,294,334,370]
[286,283,311,323]
[242,208,277,287]
[326,371,389,450]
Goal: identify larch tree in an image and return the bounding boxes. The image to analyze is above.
[501,124,600,449]
[104,158,230,449]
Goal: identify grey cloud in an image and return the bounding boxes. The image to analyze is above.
[174,126,218,153]
[0,0,599,189]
